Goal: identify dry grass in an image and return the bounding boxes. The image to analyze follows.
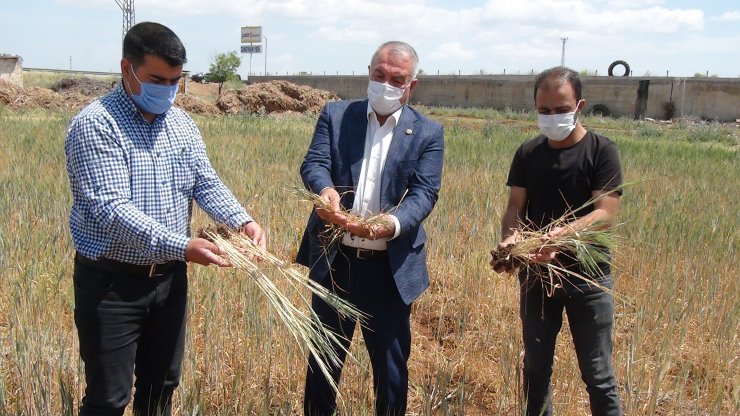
[197,225,366,396]
[490,189,628,297]
[0,109,736,415]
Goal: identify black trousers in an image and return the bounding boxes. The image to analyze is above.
[73,257,188,416]
[520,277,622,416]
[304,249,412,416]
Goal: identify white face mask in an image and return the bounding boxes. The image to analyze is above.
[367,80,408,116]
[537,100,583,141]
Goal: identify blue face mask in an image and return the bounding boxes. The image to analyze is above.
[127,65,178,114]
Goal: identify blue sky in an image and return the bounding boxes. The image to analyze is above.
[1,1,738,78]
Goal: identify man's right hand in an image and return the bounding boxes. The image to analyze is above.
[490,233,519,273]
[315,187,348,227]
[490,242,516,274]
[185,237,229,267]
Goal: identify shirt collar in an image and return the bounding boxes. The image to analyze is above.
[366,102,403,126]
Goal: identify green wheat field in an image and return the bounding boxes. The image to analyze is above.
[0,104,737,415]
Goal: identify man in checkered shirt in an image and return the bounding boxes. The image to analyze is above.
[65,22,265,416]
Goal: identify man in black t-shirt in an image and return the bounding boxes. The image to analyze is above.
[491,67,623,416]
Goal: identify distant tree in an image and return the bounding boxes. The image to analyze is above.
[208,51,242,95]
[694,72,706,78]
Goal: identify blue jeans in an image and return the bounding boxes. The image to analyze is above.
[520,276,622,416]
[73,257,188,416]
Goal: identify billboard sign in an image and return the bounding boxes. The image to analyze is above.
[241,45,262,54]
[241,26,262,43]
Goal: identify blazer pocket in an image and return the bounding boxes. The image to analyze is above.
[411,227,427,249]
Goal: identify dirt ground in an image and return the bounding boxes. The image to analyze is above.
[0,78,337,116]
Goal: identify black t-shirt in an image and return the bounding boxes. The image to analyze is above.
[506,131,622,280]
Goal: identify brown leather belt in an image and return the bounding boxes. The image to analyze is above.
[339,244,388,261]
[75,253,182,278]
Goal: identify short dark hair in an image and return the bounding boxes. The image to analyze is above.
[123,22,187,68]
[534,66,582,102]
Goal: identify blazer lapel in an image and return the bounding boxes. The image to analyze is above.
[345,101,369,189]
[381,106,417,207]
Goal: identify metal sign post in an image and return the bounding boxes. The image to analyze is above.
[240,26,263,79]
[240,44,262,79]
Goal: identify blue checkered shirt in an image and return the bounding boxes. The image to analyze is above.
[65,85,252,265]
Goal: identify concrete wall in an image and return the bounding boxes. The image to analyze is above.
[248,75,740,122]
[0,55,23,86]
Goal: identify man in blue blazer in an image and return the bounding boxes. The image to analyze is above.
[296,41,444,416]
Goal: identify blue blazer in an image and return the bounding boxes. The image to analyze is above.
[296,99,444,304]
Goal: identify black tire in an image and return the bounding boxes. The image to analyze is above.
[608,60,630,76]
[589,104,610,117]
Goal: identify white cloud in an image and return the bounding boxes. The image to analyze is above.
[48,0,738,76]
[604,0,665,8]
[590,7,703,34]
[316,26,379,44]
[427,42,476,61]
[709,11,740,21]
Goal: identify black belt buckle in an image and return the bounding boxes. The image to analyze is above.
[148,264,157,278]
[148,262,175,277]
[355,248,374,260]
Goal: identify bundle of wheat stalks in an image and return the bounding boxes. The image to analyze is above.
[491,192,624,296]
[293,187,396,244]
[198,225,366,394]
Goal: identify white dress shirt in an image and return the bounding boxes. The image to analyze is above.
[341,104,403,250]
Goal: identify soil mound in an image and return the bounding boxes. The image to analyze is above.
[0,79,24,106]
[0,79,95,111]
[175,94,221,116]
[50,78,116,97]
[217,80,339,115]
[1,78,338,116]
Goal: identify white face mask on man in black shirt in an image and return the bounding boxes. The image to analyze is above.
[537,99,584,141]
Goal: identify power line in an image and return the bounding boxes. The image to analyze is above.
[114,0,135,41]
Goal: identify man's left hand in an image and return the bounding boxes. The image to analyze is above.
[346,215,395,240]
[240,221,267,251]
[527,226,566,263]
[528,246,558,263]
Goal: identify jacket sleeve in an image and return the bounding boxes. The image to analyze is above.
[300,105,335,193]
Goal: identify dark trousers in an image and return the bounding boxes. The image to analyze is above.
[73,258,188,416]
[520,277,622,416]
[304,250,412,416]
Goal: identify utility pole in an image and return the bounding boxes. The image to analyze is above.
[264,36,267,76]
[560,36,568,66]
[114,1,135,41]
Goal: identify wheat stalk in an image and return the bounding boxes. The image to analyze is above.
[293,187,397,245]
[198,225,366,395]
[491,187,629,297]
